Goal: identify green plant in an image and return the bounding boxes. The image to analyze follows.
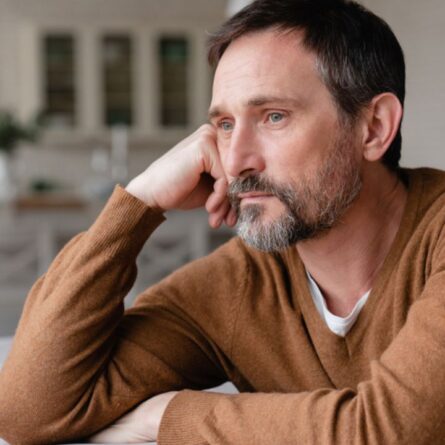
[0,111,42,154]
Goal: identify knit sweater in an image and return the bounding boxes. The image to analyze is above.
[1,167,445,445]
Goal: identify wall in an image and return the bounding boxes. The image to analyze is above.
[362,0,445,169]
[227,0,252,16]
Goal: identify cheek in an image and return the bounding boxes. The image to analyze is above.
[216,132,230,150]
[263,133,316,177]
[263,125,339,181]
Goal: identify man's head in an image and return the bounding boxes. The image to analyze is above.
[207,0,405,251]
[209,0,406,171]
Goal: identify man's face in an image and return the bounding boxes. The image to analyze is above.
[209,29,363,251]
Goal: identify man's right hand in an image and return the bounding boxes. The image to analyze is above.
[125,124,237,228]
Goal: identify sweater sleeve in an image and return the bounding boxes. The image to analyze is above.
[0,185,231,445]
[158,244,445,444]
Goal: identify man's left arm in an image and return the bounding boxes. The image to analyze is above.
[145,245,445,444]
[153,277,443,444]
[94,261,445,445]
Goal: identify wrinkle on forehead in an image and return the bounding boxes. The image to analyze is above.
[210,28,327,115]
[215,27,310,74]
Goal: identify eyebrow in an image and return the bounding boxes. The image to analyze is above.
[208,95,305,121]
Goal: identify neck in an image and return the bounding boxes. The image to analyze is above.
[296,163,407,317]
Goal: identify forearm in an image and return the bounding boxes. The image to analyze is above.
[158,382,422,445]
[157,284,445,445]
[0,185,165,444]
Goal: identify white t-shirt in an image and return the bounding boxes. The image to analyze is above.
[306,272,371,337]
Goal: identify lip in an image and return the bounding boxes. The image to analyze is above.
[238,192,273,200]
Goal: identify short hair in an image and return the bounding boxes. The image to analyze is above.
[208,0,406,171]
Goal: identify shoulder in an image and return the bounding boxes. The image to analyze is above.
[402,167,445,232]
[402,168,445,273]
[404,167,445,213]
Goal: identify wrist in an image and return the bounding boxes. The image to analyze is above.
[125,179,163,211]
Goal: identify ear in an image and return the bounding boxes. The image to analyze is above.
[360,93,403,162]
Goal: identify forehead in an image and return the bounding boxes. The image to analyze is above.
[211,28,331,110]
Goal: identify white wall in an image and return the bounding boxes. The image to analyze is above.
[362,0,445,169]
[227,0,252,16]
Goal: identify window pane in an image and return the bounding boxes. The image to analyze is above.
[159,37,189,127]
[103,35,133,126]
[43,35,76,127]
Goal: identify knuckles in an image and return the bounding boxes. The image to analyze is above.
[197,123,216,139]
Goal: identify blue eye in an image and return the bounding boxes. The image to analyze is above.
[269,112,284,123]
[220,121,234,132]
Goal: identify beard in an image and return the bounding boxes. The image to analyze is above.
[227,127,362,252]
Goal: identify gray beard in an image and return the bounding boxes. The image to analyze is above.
[227,132,362,252]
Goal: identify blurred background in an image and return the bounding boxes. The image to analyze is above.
[0,0,444,337]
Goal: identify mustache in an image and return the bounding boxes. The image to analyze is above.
[227,174,294,207]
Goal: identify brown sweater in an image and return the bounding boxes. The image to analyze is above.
[1,167,445,445]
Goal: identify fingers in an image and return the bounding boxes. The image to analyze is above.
[205,177,227,213]
[88,424,128,443]
[208,199,231,229]
[199,125,226,182]
[205,177,233,229]
[224,206,238,227]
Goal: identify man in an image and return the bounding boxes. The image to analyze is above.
[1,0,445,443]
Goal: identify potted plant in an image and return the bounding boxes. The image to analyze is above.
[0,111,41,202]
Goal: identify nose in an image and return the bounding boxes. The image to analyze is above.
[222,122,266,179]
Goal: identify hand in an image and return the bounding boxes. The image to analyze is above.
[125,124,237,228]
[88,391,178,443]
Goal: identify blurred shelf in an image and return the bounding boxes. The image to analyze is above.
[13,193,88,211]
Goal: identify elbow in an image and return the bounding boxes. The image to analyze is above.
[0,417,56,445]
[0,423,80,445]
[0,373,108,444]
[0,376,89,444]
[0,393,107,445]
[0,403,77,445]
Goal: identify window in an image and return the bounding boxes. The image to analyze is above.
[159,37,189,127]
[43,35,76,127]
[102,35,133,126]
